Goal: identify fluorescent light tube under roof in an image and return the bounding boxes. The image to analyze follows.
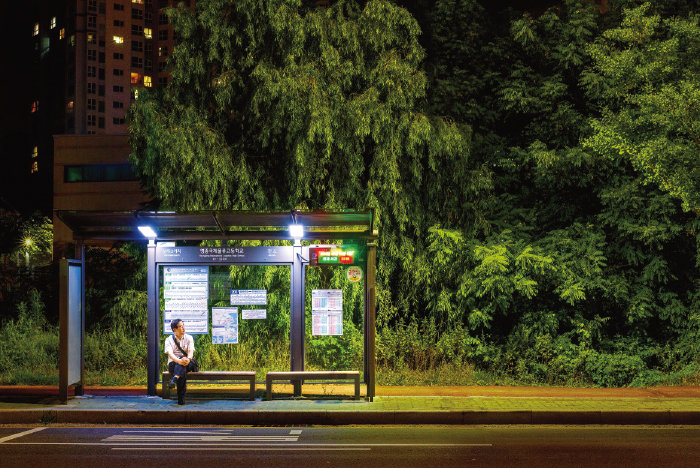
[137,225,158,238]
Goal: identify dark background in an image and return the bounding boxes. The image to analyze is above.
[0,3,35,213]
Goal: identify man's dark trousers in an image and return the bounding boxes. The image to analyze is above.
[167,362,187,404]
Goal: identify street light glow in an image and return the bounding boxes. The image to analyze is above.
[288,224,304,239]
[137,225,158,239]
[24,238,32,247]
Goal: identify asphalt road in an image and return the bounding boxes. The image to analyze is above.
[0,425,699,467]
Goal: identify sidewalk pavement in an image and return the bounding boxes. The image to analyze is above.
[1,385,699,425]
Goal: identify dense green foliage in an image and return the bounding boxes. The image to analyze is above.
[124,0,699,386]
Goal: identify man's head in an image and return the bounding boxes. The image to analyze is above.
[171,319,185,337]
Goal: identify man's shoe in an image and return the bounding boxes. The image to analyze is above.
[168,378,177,389]
[178,398,185,405]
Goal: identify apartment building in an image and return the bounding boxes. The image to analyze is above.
[26,0,195,252]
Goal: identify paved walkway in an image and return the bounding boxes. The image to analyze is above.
[1,385,699,425]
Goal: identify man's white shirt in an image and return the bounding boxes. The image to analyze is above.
[164,333,195,364]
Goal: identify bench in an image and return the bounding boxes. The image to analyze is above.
[162,371,256,400]
[265,371,361,400]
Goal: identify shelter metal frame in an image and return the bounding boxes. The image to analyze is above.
[57,210,378,401]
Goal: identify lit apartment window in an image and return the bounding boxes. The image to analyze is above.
[50,17,56,29]
[132,25,143,36]
[113,52,124,59]
[114,3,125,11]
[70,35,75,46]
[87,82,96,94]
[113,85,124,92]
[32,146,38,158]
[31,100,39,113]
[113,35,124,44]
[132,0,143,4]
[114,20,125,27]
[144,27,152,39]
[59,28,65,39]
[31,161,38,174]
[158,30,168,40]
[158,46,168,57]
[67,101,74,111]
[87,33,96,44]
[132,8,143,20]
[88,49,97,61]
[87,115,96,126]
[33,23,39,37]
[88,66,97,77]
[88,16,96,29]
[143,75,152,87]
[130,72,141,84]
[113,68,124,76]
[88,98,97,110]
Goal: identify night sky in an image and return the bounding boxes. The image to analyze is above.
[0,3,35,213]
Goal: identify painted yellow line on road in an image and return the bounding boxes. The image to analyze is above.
[112,447,371,451]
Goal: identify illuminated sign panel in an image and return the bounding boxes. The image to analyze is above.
[310,247,357,266]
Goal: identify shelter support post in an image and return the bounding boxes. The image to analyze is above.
[59,242,85,403]
[75,242,85,396]
[365,242,376,400]
[59,260,68,403]
[290,245,305,396]
[147,241,158,396]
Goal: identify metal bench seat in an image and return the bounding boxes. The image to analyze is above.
[265,371,361,400]
[161,371,256,400]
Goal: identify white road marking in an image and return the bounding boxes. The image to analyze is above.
[289,430,303,435]
[104,435,299,441]
[0,428,46,444]
[123,430,229,434]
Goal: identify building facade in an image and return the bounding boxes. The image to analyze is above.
[27,0,195,251]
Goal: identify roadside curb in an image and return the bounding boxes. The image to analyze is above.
[2,409,699,425]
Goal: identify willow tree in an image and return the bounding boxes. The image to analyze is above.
[128,0,470,331]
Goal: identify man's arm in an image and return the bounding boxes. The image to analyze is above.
[165,337,188,365]
[187,335,195,360]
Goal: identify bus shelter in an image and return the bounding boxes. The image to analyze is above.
[57,210,377,401]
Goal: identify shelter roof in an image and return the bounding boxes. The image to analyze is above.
[56,210,376,242]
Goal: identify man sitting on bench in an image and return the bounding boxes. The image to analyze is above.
[164,318,195,405]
